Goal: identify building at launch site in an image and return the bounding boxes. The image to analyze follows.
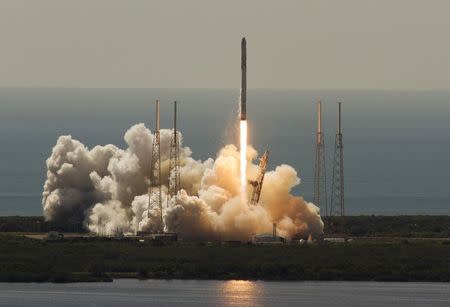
[251,223,285,245]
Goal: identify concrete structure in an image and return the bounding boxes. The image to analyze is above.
[251,233,285,245]
[251,223,285,244]
[136,231,178,242]
[46,231,64,241]
[323,237,347,243]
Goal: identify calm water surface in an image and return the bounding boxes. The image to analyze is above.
[0,279,449,306]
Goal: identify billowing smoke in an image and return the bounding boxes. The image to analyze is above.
[42,123,323,240]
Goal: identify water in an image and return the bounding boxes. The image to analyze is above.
[0,279,449,306]
[0,88,449,216]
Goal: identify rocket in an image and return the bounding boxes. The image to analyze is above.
[240,37,247,120]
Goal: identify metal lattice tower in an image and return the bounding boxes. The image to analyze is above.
[314,100,328,216]
[331,102,345,216]
[169,101,181,203]
[249,150,269,206]
[148,100,163,231]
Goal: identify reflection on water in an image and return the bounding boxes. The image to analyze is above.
[0,279,449,306]
[219,280,262,305]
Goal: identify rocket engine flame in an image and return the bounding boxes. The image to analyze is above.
[240,38,247,204]
[240,120,247,204]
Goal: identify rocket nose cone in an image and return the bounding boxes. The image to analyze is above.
[241,37,246,45]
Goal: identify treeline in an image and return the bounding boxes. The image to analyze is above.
[0,216,84,233]
[0,234,449,282]
[324,215,450,237]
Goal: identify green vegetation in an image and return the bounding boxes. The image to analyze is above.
[0,216,83,233]
[1,215,448,282]
[1,233,449,283]
[324,215,450,238]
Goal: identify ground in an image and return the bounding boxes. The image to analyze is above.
[0,233,449,283]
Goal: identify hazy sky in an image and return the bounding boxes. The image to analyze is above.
[1,0,450,89]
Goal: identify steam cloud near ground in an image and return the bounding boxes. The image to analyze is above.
[42,124,323,240]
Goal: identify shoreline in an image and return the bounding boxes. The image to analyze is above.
[3,278,450,284]
[2,273,450,284]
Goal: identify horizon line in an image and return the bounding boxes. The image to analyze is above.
[1,86,450,92]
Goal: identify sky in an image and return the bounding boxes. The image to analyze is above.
[1,0,450,89]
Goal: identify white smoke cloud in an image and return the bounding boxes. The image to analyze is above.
[42,123,323,240]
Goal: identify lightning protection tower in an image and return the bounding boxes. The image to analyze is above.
[331,102,345,216]
[148,100,163,231]
[169,101,181,203]
[313,100,328,216]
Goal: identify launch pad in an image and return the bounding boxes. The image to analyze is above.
[40,37,346,242]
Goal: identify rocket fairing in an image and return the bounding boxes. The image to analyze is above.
[240,37,247,120]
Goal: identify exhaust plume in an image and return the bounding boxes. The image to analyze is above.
[42,123,323,240]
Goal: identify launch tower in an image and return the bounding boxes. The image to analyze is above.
[313,100,328,216]
[169,101,181,203]
[330,102,345,216]
[148,100,163,231]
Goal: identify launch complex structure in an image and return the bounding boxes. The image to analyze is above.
[146,37,346,235]
[240,37,270,208]
[148,100,181,233]
[241,36,346,217]
[148,100,162,228]
[145,37,270,234]
[330,102,345,216]
[314,100,345,217]
[314,100,328,216]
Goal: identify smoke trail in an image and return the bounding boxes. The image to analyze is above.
[42,124,323,240]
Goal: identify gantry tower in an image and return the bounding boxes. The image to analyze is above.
[313,100,328,216]
[169,101,181,203]
[148,100,163,231]
[331,102,345,216]
[249,150,269,206]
